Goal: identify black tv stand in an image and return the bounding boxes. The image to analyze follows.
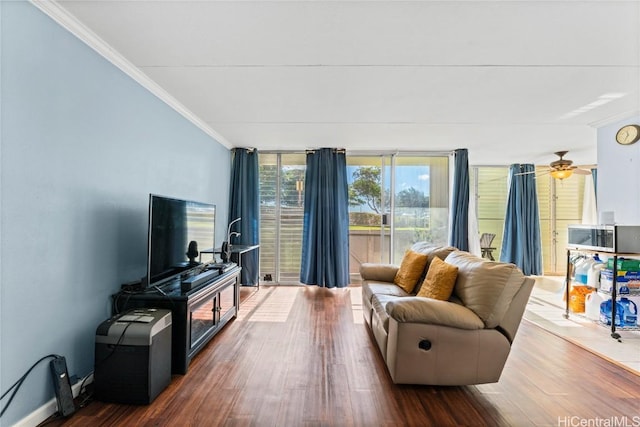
[114,266,240,374]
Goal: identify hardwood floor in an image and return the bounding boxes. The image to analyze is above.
[45,285,640,426]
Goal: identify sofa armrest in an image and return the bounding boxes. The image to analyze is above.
[386,297,485,330]
[360,263,399,283]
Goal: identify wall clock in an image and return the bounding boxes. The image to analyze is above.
[615,124,640,145]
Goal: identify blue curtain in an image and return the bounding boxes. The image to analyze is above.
[228,148,260,286]
[500,164,542,275]
[450,148,469,251]
[300,148,350,288]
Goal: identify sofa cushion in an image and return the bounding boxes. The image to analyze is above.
[385,297,484,329]
[446,250,526,328]
[371,294,400,333]
[394,250,429,293]
[417,257,459,301]
[410,241,448,255]
[362,282,409,305]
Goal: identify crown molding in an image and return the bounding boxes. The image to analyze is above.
[588,109,640,128]
[29,0,233,149]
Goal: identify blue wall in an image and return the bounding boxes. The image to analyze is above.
[0,2,231,424]
[597,115,640,225]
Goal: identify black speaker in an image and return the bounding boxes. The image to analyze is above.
[186,240,199,263]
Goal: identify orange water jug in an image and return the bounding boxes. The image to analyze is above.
[569,286,592,313]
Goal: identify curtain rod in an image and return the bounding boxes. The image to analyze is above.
[305,148,346,154]
[258,149,451,156]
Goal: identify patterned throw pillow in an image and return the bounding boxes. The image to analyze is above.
[417,256,459,301]
[394,250,429,293]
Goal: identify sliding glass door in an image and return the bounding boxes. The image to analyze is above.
[346,156,391,281]
[347,153,449,280]
[390,155,449,263]
[259,153,306,284]
[259,152,449,284]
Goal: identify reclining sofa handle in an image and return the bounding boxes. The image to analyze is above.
[418,339,432,351]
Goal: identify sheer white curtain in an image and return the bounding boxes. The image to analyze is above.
[468,191,481,256]
[582,171,597,224]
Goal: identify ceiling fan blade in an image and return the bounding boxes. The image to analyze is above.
[574,168,592,175]
[514,171,536,176]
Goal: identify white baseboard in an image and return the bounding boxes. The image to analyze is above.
[14,374,93,427]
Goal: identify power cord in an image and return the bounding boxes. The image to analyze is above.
[75,373,94,409]
[113,280,177,315]
[1,315,147,420]
[0,354,61,418]
[73,319,134,410]
[112,289,139,315]
[95,321,133,367]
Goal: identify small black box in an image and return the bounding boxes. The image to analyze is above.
[94,308,172,404]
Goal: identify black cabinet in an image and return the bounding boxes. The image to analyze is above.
[115,267,240,374]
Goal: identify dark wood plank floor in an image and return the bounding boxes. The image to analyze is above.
[45,285,640,426]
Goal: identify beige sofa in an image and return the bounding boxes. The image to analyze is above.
[360,243,534,386]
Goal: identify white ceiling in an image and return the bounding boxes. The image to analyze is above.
[45,0,640,165]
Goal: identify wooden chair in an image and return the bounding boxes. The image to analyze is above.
[480,233,496,260]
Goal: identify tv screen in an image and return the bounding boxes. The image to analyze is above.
[146,194,216,287]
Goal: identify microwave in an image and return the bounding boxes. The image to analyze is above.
[567,225,640,253]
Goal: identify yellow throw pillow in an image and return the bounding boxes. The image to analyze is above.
[394,250,429,293]
[417,257,459,301]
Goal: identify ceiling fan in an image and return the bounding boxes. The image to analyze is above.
[517,151,592,180]
[546,151,592,179]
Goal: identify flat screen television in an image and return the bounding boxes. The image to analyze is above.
[146,194,216,287]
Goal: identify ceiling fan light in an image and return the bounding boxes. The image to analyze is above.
[550,169,573,180]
